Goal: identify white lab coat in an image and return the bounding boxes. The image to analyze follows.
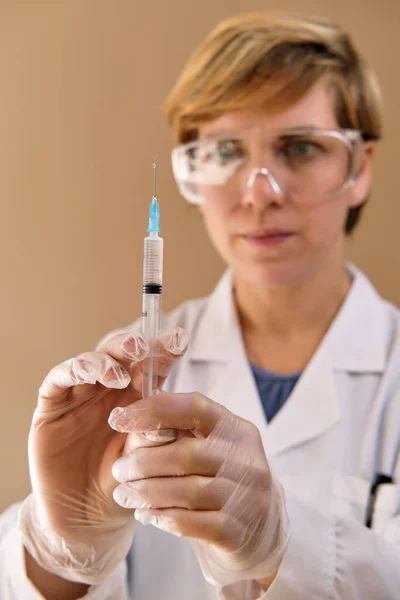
[1,264,400,599]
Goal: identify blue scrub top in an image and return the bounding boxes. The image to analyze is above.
[250,363,302,422]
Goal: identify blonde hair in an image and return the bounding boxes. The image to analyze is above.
[164,13,383,233]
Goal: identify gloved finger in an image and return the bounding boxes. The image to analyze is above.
[107,329,188,446]
[130,327,189,392]
[123,430,179,453]
[112,474,235,510]
[123,430,194,454]
[139,429,178,443]
[98,327,187,377]
[111,435,228,483]
[97,331,149,371]
[133,503,286,576]
[39,352,132,401]
[159,327,189,358]
[109,391,224,438]
[123,328,188,444]
[133,507,239,550]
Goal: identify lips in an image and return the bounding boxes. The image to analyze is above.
[240,230,295,247]
[242,229,294,238]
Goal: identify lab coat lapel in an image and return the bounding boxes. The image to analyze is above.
[204,318,342,459]
[188,270,341,457]
[187,270,268,430]
[262,342,340,457]
[186,265,386,459]
[263,265,387,456]
[205,319,269,432]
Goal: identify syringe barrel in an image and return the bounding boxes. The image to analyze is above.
[141,292,162,397]
[141,293,162,350]
[141,233,163,399]
[143,234,163,288]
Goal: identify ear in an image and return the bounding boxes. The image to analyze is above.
[348,141,376,208]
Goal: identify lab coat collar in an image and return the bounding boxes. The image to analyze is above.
[188,263,388,374]
[326,263,388,372]
[186,264,388,456]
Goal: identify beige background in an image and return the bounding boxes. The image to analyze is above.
[0,0,399,512]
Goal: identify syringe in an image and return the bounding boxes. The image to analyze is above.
[141,157,163,398]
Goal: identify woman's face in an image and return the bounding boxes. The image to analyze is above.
[196,81,374,288]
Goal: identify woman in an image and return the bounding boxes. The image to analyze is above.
[1,12,400,600]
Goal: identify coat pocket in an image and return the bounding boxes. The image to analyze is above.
[332,473,370,524]
[372,483,400,533]
[332,473,400,532]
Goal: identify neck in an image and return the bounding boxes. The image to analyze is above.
[234,255,352,373]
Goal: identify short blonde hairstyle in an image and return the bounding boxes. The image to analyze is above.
[164,13,383,233]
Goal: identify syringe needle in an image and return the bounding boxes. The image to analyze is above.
[153,155,158,199]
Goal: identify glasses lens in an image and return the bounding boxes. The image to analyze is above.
[272,132,352,198]
[172,129,361,204]
[172,134,246,203]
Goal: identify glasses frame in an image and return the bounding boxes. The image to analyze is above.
[171,127,364,205]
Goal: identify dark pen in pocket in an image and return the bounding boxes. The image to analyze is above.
[365,473,393,528]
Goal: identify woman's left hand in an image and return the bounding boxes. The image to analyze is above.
[109,391,290,587]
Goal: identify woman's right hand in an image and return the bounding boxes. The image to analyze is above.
[20,327,188,584]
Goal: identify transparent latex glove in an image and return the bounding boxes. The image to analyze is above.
[20,327,188,585]
[109,392,290,588]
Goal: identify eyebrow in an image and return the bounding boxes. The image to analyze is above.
[197,125,332,140]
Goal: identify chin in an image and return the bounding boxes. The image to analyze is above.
[234,259,315,289]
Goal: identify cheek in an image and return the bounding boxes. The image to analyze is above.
[303,196,350,246]
[200,205,233,259]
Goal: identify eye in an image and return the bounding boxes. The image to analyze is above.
[186,146,197,160]
[279,138,323,160]
[289,141,314,157]
[214,138,245,163]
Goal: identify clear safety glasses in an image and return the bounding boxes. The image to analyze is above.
[171,127,365,206]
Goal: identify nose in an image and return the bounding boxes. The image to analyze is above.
[242,167,284,208]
